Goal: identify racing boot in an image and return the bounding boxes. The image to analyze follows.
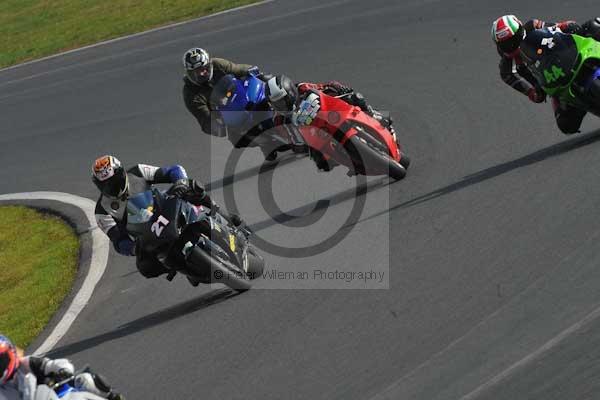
[261,144,293,161]
[186,276,202,287]
[310,149,338,172]
[261,146,278,161]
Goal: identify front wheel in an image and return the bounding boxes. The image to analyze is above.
[388,160,407,180]
[345,133,407,180]
[245,245,265,279]
[187,247,252,291]
[399,152,411,169]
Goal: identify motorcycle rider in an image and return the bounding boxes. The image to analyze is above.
[92,155,242,285]
[0,335,124,400]
[265,75,396,171]
[492,15,600,134]
[181,48,280,159]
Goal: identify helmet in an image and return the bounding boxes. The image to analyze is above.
[92,155,128,199]
[266,75,298,112]
[183,48,213,85]
[492,15,525,55]
[0,335,19,384]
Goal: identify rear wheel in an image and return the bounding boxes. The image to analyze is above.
[589,77,600,104]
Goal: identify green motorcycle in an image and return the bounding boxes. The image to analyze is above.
[521,28,600,115]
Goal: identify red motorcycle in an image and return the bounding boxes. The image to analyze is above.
[292,90,410,180]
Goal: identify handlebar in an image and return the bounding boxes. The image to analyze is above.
[47,365,91,389]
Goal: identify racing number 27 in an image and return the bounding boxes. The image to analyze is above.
[151,215,170,237]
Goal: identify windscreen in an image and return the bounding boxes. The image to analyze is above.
[126,190,154,224]
[526,32,578,89]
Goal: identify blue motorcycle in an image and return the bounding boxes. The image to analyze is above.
[210,73,307,155]
[211,73,270,127]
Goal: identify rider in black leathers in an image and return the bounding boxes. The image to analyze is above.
[492,15,600,133]
[92,155,241,285]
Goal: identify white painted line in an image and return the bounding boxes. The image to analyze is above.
[458,302,600,400]
[0,191,109,355]
[0,0,274,74]
[0,0,349,91]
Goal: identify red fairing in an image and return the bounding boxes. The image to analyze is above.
[297,89,401,167]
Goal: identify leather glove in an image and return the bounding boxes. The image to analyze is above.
[44,359,74,379]
[181,179,207,205]
[247,66,272,82]
[188,179,205,196]
[528,87,546,103]
[168,179,190,197]
[247,66,261,76]
[292,93,320,126]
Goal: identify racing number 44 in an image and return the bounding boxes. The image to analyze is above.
[544,65,566,84]
[151,215,170,237]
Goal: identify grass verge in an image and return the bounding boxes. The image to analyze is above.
[0,0,260,68]
[0,206,79,348]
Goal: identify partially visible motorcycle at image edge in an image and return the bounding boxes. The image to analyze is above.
[21,369,116,400]
[126,188,265,291]
[210,72,308,156]
[522,25,600,117]
[294,90,410,180]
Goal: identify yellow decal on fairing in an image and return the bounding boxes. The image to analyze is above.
[229,234,236,252]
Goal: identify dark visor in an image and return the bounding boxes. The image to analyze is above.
[188,65,212,83]
[498,34,521,55]
[103,172,126,198]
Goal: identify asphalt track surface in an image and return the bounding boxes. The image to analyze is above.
[3,0,600,398]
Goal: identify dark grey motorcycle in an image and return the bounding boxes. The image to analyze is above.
[126,188,264,290]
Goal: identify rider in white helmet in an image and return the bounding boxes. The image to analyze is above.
[182,47,280,157]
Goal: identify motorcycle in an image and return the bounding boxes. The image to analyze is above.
[22,370,109,400]
[294,90,410,180]
[210,73,307,155]
[522,27,600,114]
[30,383,106,400]
[126,188,265,291]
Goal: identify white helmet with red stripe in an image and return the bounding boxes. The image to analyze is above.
[491,15,525,55]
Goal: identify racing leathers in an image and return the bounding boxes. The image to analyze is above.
[0,356,123,400]
[94,164,225,279]
[182,57,273,148]
[498,19,595,134]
